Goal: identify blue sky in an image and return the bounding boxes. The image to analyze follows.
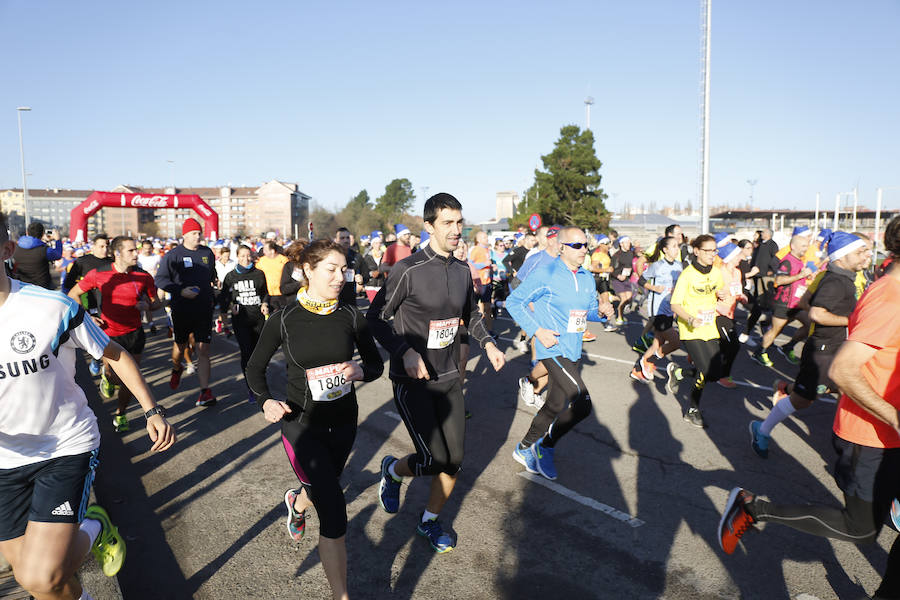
[1,1,898,224]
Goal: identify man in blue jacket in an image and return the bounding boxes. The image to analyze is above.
[505,226,605,481]
[11,222,62,289]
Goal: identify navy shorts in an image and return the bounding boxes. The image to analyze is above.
[172,307,214,345]
[832,435,900,506]
[0,449,99,541]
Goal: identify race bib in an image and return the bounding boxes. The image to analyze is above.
[427,318,459,349]
[567,309,587,333]
[794,285,808,299]
[730,282,742,297]
[697,310,716,325]
[307,363,351,402]
[621,268,632,277]
[291,267,304,281]
[344,269,355,283]
[183,257,193,268]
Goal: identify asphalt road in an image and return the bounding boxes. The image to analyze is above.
[76,306,896,600]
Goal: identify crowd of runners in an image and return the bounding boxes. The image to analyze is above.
[0,199,898,599]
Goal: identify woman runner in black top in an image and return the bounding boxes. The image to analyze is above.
[245,240,383,600]
[219,245,269,402]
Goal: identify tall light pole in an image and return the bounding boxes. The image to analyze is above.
[699,0,712,234]
[746,179,758,207]
[16,107,32,228]
[584,96,594,131]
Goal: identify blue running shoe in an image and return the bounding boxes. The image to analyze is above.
[416,515,455,553]
[512,444,538,474]
[531,437,557,480]
[378,455,401,514]
[749,420,769,459]
[890,498,900,532]
[89,359,102,377]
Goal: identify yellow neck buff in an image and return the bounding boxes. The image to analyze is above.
[297,287,338,315]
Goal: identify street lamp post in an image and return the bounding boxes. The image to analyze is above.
[16,107,32,228]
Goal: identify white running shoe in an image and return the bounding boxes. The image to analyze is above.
[533,392,546,411]
[513,338,528,353]
[518,377,536,407]
[184,362,196,375]
[738,333,749,344]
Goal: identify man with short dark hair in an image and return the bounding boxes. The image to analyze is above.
[63,234,113,377]
[12,222,62,289]
[334,227,366,305]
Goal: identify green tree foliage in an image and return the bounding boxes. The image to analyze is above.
[513,125,610,231]
[375,178,415,221]
[348,189,371,210]
[309,202,338,239]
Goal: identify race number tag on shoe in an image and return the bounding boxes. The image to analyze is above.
[427,318,459,349]
[307,364,351,402]
[567,309,587,333]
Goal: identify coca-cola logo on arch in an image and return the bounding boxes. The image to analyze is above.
[129,195,170,208]
[82,199,100,215]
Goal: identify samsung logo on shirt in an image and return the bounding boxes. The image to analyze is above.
[0,355,51,378]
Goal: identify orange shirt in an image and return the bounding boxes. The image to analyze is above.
[468,245,492,285]
[256,254,289,296]
[832,276,900,449]
[716,263,743,320]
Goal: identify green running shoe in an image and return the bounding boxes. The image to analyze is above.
[752,351,773,367]
[112,414,129,433]
[99,374,116,399]
[84,505,126,577]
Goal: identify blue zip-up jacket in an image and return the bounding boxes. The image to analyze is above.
[516,249,556,283]
[506,257,603,362]
[17,235,63,260]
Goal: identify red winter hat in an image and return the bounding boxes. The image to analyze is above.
[182,218,202,235]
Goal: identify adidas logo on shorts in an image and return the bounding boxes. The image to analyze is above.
[51,501,74,516]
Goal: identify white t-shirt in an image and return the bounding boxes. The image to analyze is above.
[0,280,109,469]
[215,259,236,284]
[137,253,161,276]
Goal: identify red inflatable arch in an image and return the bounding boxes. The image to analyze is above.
[69,191,219,242]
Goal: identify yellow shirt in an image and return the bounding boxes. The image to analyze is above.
[256,254,289,296]
[671,263,724,341]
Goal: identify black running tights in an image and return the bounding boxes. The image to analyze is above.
[522,357,591,448]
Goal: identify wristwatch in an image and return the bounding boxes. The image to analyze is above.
[144,405,167,419]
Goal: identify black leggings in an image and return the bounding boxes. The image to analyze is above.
[715,316,740,378]
[281,420,356,539]
[234,315,265,375]
[394,379,465,476]
[681,338,721,409]
[747,439,900,597]
[522,357,592,448]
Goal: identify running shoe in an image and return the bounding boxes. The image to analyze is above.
[512,444,538,473]
[149,324,157,335]
[665,363,681,394]
[785,349,800,365]
[891,498,900,532]
[630,368,651,385]
[184,361,197,375]
[631,338,649,353]
[99,373,116,399]
[89,359,102,377]
[815,384,830,396]
[195,388,217,407]
[465,409,472,419]
[169,366,184,390]
[518,377,536,407]
[683,407,706,429]
[738,332,749,344]
[84,505,126,577]
[582,331,597,342]
[718,488,756,554]
[533,392,546,411]
[717,377,737,389]
[283,488,306,542]
[640,357,657,380]
[416,515,454,553]
[615,318,625,327]
[749,420,769,459]
[603,323,618,332]
[531,437,557,480]
[513,338,528,353]
[752,350,773,367]
[378,455,402,514]
[112,414,129,433]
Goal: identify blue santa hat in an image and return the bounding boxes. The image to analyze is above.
[617,234,630,244]
[360,235,370,243]
[717,243,741,264]
[394,223,410,237]
[714,232,731,248]
[792,225,812,237]
[595,234,611,245]
[419,230,430,248]
[827,231,866,262]
[815,228,833,244]
[514,232,524,241]
[370,230,383,241]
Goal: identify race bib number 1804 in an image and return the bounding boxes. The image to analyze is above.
[307,363,351,402]
[427,318,460,349]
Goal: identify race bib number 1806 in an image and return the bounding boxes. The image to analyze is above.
[307,363,351,402]
[427,318,459,349]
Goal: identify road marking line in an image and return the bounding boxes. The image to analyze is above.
[584,352,635,366]
[517,472,645,528]
[384,411,402,421]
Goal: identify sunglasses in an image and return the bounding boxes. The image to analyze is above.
[561,242,587,250]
